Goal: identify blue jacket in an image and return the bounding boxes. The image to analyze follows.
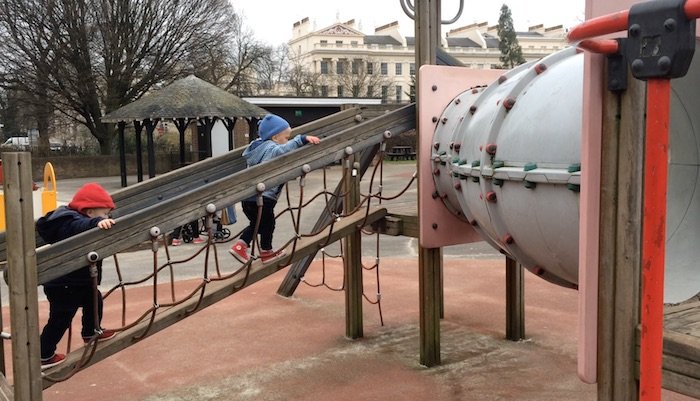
[242,135,309,201]
[36,206,106,287]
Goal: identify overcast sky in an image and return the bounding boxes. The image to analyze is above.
[231,0,585,46]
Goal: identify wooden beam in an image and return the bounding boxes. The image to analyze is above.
[3,153,43,400]
[505,257,525,341]
[42,206,388,388]
[419,246,441,367]
[597,67,645,401]
[343,155,363,339]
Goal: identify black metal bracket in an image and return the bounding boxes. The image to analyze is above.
[608,39,629,91]
[625,0,696,80]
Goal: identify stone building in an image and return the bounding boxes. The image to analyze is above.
[286,18,568,103]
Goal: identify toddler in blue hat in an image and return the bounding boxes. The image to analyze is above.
[230,114,320,263]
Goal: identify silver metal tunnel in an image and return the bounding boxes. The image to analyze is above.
[429,46,700,303]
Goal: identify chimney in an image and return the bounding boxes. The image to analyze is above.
[292,17,312,39]
[375,21,405,45]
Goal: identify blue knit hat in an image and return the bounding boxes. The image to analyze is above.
[258,114,290,141]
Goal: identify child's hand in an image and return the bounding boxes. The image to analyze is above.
[97,218,116,230]
[306,136,321,145]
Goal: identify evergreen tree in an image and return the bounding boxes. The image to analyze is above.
[497,4,526,68]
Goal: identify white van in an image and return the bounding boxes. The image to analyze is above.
[2,137,31,150]
[2,137,62,151]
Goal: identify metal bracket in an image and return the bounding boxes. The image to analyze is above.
[625,0,696,79]
[607,39,628,91]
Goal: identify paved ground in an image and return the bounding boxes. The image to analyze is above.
[1,162,696,400]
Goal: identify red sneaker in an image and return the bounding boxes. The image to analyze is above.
[83,329,117,343]
[260,249,287,263]
[171,238,182,246]
[41,353,66,369]
[192,237,205,244]
[229,240,249,263]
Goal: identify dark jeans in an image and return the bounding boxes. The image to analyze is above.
[240,198,276,250]
[40,285,103,359]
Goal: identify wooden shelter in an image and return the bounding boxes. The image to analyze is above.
[101,75,267,187]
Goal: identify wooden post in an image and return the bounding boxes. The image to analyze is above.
[505,256,525,340]
[419,247,441,366]
[0,282,5,375]
[343,155,363,339]
[415,0,443,367]
[3,152,43,400]
[596,67,645,401]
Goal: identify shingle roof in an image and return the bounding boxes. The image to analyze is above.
[446,37,482,48]
[364,35,402,45]
[101,75,267,122]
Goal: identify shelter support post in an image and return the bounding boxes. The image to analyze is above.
[343,154,363,339]
[134,121,144,182]
[3,153,43,400]
[118,122,127,187]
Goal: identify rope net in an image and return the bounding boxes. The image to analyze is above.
[42,139,416,381]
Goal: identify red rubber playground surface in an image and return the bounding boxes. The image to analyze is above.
[4,257,694,400]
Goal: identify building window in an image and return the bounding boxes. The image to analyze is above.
[337,86,344,97]
[320,59,330,74]
[336,40,343,47]
[380,62,388,75]
[367,62,374,74]
[321,86,328,96]
[395,63,402,75]
[395,85,402,102]
[320,40,328,45]
[352,85,360,96]
[367,85,374,97]
[337,59,347,74]
[381,85,389,102]
[351,41,358,47]
[409,63,416,75]
[352,59,362,74]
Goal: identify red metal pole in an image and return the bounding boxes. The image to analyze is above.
[578,39,620,55]
[567,10,629,42]
[640,78,671,401]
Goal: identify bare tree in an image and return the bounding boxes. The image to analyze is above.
[222,14,269,96]
[334,58,394,98]
[255,44,289,94]
[286,58,323,97]
[1,0,239,154]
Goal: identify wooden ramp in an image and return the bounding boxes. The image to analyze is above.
[41,206,387,387]
[635,301,700,398]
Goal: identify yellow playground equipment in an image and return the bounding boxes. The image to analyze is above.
[0,162,58,231]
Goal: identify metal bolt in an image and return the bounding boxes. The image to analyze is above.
[535,63,548,74]
[498,75,507,84]
[441,117,448,124]
[432,191,440,199]
[454,182,462,190]
[485,143,497,155]
[432,223,438,229]
[433,142,440,150]
[485,191,497,202]
[433,168,440,176]
[469,105,477,114]
[629,23,641,37]
[432,85,438,91]
[455,98,461,105]
[658,56,672,73]
[631,59,644,73]
[432,116,438,123]
[664,18,677,32]
[504,97,516,110]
